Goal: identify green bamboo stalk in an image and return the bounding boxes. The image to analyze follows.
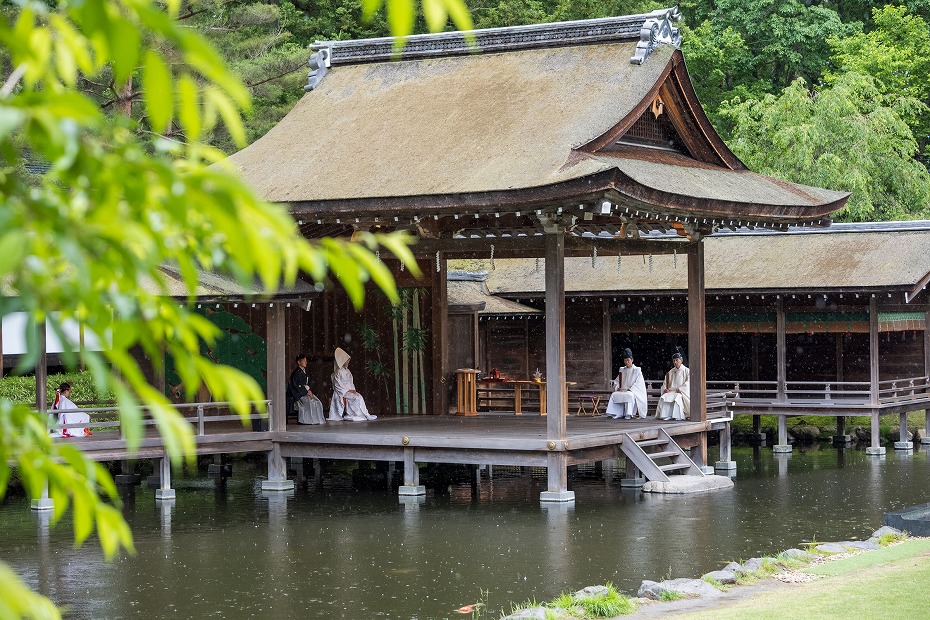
[402,290,410,415]
[414,289,426,414]
[392,304,401,413]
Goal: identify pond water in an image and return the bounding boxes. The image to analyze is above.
[3,445,930,619]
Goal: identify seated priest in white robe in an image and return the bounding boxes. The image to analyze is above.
[606,348,648,420]
[656,351,690,421]
[328,347,377,422]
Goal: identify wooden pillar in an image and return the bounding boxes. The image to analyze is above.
[776,298,786,402]
[431,253,449,415]
[603,298,612,386]
[869,296,879,405]
[686,239,707,466]
[751,334,759,382]
[544,229,567,440]
[541,224,572,503]
[866,296,885,455]
[262,303,294,490]
[36,320,47,414]
[0,314,4,379]
[774,296,790,457]
[924,301,930,379]
[919,300,930,442]
[687,240,706,423]
[266,304,286,433]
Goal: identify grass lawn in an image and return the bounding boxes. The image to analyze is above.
[681,539,930,619]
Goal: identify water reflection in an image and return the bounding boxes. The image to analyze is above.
[3,446,930,619]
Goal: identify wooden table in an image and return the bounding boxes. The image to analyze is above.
[510,380,576,416]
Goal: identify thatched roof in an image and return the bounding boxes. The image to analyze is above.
[227,12,848,232]
[448,275,540,315]
[476,223,930,295]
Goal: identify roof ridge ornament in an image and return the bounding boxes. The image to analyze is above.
[305,47,331,91]
[311,8,681,66]
[630,6,682,65]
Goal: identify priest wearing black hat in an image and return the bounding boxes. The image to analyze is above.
[605,348,648,420]
[656,349,690,421]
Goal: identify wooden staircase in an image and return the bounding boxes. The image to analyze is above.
[619,429,705,483]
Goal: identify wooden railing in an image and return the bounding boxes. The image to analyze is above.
[706,377,930,407]
[47,400,270,437]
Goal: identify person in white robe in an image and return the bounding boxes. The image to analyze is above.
[605,348,648,420]
[656,351,690,421]
[50,382,91,437]
[328,347,377,422]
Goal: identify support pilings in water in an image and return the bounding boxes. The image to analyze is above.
[30,483,53,511]
[155,457,176,501]
[398,447,425,496]
[262,444,295,491]
[773,415,792,453]
[866,412,886,455]
[620,455,645,488]
[833,416,851,445]
[715,422,737,473]
[894,412,913,452]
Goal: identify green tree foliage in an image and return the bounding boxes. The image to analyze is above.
[828,5,930,155]
[681,0,857,92]
[720,73,930,221]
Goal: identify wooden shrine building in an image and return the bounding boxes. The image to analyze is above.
[450,221,930,454]
[225,8,852,501]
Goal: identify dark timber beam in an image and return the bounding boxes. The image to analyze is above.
[541,222,573,503]
[686,238,707,466]
[410,236,687,259]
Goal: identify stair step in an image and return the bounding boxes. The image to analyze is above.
[636,439,669,447]
[658,463,692,472]
[647,451,679,460]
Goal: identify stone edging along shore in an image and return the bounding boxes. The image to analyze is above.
[500,525,906,620]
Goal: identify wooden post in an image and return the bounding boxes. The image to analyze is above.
[924,302,930,447]
[776,298,786,402]
[603,298,612,386]
[866,296,885,455]
[431,253,449,415]
[686,239,707,467]
[36,320,47,415]
[262,303,294,490]
[540,224,572,503]
[0,314,4,379]
[266,304,286,433]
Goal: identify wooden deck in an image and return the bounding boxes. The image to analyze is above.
[62,413,721,468]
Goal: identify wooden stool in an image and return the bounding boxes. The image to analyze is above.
[576,394,601,417]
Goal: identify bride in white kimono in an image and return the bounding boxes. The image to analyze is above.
[656,351,690,421]
[605,348,648,420]
[328,347,377,422]
[50,382,91,437]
